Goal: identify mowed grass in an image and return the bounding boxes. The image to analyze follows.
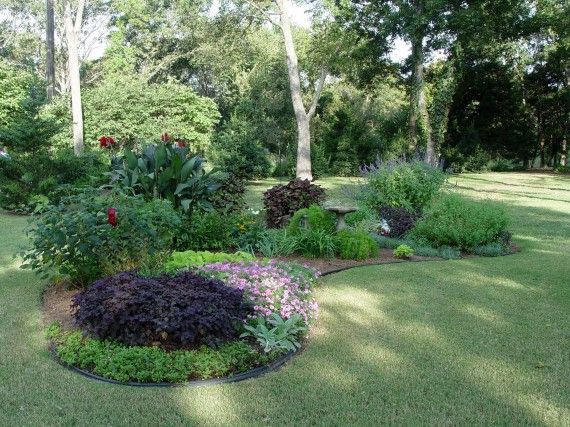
[1,172,569,426]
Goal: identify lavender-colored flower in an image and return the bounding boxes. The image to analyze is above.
[199,261,319,324]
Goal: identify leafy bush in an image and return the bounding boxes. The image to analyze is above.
[410,194,509,249]
[83,75,220,152]
[0,149,105,212]
[286,205,336,235]
[393,244,414,259]
[345,208,381,233]
[210,117,272,179]
[208,174,247,214]
[107,143,221,215]
[47,324,274,383]
[231,211,268,252]
[360,160,446,213]
[378,205,419,238]
[73,270,252,347]
[335,230,379,260]
[200,261,319,324]
[263,179,326,228]
[23,189,181,286]
[241,314,306,353]
[176,211,235,251]
[165,250,255,272]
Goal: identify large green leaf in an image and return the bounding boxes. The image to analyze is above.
[155,143,167,170]
[180,157,198,182]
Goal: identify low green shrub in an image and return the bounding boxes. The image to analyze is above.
[22,189,181,286]
[335,230,379,260]
[286,205,336,235]
[410,194,509,249]
[393,244,414,259]
[472,243,507,257]
[412,246,440,257]
[47,324,276,383]
[177,211,235,251]
[165,250,255,272]
[372,235,406,249]
[438,246,461,260]
[231,211,268,253]
[208,174,247,214]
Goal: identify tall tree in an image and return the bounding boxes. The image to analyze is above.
[63,0,86,155]
[242,0,328,180]
[45,0,55,100]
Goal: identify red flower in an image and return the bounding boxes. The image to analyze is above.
[161,132,170,142]
[98,136,116,149]
[107,207,117,227]
[176,139,186,148]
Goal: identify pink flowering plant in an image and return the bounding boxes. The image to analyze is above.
[199,260,319,325]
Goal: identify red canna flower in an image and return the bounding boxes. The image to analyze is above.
[98,136,116,149]
[107,207,117,227]
[161,132,170,142]
[176,139,186,148]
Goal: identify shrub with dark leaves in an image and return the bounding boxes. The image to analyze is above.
[263,179,326,228]
[208,174,247,214]
[72,270,252,348]
[379,206,419,238]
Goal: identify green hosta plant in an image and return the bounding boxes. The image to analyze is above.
[240,314,307,353]
[393,244,414,259]
[107,142,222,214]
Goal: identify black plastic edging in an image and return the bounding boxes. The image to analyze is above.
[319,257,446,276]
[50,346,295,388]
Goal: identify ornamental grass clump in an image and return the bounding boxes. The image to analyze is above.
[199,261,319,324]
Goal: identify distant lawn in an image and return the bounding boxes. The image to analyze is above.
[1,172,569,425]
[244,176,363,210]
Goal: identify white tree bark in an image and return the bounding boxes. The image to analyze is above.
[64,0,85,156]
[274,0,325,181]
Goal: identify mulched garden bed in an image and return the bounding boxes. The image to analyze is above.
[276,248,441,275]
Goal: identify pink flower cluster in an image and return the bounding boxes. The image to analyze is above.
[199,260,319,324]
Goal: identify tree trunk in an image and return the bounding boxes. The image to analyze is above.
[45,0,55,101]
[275,0,312,180]
[409,1,434,165]
[539,129,546,168]
[64,0,85,156]
[561,138,567,167]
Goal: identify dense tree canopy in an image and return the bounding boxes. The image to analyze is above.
[0,0,567,175]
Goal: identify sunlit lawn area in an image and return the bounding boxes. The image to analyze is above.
[0,172,569,425]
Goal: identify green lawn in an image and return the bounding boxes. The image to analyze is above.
[1,172,569,425]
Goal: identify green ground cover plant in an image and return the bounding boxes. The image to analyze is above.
[165,250,255,271]
[47,324,276,383]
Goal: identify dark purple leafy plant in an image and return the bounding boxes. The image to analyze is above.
[263,179,326,228]
[72,271,252,348]
[379,206,419,238]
